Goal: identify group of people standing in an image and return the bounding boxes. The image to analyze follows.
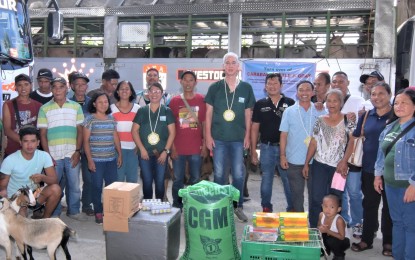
[0,52,414,260]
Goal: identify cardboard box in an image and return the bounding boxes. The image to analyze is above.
[103,182,141,232]
[105,208,181,260]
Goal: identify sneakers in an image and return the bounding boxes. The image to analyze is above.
[67,213,88,221]
[95,213,103,225]
[82,208,95,216]
[234,207,248,222]
[352,224,363,239]
[262,207,273,213]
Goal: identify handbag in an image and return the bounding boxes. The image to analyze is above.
[347,111,369,167]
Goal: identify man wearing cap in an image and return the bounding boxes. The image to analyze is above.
[359,71,385,100]
[30,68,54,104]
[38,77,86,221]
[87,69,119,104]
[169,71,207,209]
[2,74,42,157]
[69,71,94,216]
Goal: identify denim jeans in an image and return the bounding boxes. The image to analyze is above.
[309,160,340,228]
[139,156,167,200]
[341,170,363,226]
[213,140,245,207]
[117,149,139,183]
[91,159,118,214]
[385,184,415,260]
[287,163,311,212]
[172,154,202,208]
[259,143,293,211]
[81,153,93,211]
[53,157,81,216]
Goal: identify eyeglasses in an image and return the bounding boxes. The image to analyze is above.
[149,89,162,94]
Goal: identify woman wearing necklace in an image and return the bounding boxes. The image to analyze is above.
[111,80,140,183]
[132,82,175,200]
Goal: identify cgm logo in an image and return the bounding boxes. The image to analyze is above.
[200,235,222,255]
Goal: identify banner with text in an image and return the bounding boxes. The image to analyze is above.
[242,61,316,100]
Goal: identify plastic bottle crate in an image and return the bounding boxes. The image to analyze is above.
[241,226,322,260]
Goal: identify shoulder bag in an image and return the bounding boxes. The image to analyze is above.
[347,111,369,167]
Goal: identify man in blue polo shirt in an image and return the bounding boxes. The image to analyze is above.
[251,73,294,213]
[280,80,326,212]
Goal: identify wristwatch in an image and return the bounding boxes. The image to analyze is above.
[164,148,170,154]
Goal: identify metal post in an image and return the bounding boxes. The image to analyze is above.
[186,15,192,58]
[280,12,286,58]
[324,10,331,58]
[228,12,242,57]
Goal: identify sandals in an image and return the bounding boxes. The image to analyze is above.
[351,242,373,252]
[382,244,393,257]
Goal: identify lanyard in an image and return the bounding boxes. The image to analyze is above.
[224,79,238,110]
[148,104,161,133]
[297,104,312,136]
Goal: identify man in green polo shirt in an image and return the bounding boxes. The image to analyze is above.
[205,52,256,222]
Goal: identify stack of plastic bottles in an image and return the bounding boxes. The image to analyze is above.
[141,199,162,211]
[278,212,309,241]
[141,199,172,214]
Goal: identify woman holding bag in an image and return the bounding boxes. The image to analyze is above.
[351,82,393,256]
[373,88,415,260]
[302,89,354,228]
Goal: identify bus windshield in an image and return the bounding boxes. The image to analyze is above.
[0,0,32,61]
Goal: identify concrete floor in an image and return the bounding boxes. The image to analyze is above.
[0,169,390,259]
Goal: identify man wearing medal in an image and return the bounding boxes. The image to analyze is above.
[279,80,326,212]
[251,73,295,213]
[132,82,175,200]
[205,52,255,222]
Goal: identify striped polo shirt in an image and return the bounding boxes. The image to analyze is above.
[37,99,84,160]
[110,103,140,150]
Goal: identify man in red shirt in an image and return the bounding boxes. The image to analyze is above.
[169,71,207,209]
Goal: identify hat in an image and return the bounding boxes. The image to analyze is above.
[180,70,197,80]
[70,72,89,84]
[52,77,67,85]
[36,68,53,80]
[15,74,32,84]
[359,71,384,83]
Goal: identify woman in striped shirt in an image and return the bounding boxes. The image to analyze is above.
[83,91,122,224]
[111,80,140,183]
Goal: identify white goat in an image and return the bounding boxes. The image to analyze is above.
[0,187,36,260]
[0,189,75,260]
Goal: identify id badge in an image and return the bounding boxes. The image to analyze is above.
[304,136,311,147]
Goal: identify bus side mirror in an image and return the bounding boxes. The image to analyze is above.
[47,11,64,42]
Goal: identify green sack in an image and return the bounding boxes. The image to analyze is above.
[179,180,241,260]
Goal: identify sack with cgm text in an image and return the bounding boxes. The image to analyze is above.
[179,180,241,260]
